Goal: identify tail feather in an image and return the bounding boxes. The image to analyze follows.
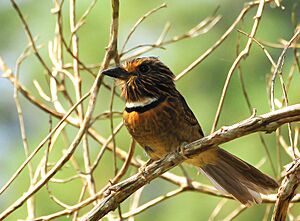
[217,149,278,192]
[191,148,278,206]
[200,162,262,205]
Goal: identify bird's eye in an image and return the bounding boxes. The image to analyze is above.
[138,64,150,73]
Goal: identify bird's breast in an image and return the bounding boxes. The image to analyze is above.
[123,99,180,159]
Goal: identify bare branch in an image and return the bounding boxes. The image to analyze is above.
[121,3,167,53]
[83,104,300,220]
[0,0,120,215]
[211,0,266,132]
[175,0,271,81]
[10,0,55,79]
[272,159,300,221]
[2,1,299,220]
[270,30,300,111]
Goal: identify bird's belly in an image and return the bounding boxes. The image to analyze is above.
[123,104,180,159]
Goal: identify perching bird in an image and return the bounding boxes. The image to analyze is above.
[102,57,278,206]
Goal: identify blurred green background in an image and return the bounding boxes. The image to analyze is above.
[0,0,299,220]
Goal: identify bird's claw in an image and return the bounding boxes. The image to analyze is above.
[177,142,189,159]
[104,181,118,196]
[138,159,154,182]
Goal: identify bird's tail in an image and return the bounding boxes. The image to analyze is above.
[187,148,278,206]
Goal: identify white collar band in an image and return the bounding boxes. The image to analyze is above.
[126,97,158,109]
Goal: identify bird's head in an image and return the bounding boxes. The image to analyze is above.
[102,57,176,102]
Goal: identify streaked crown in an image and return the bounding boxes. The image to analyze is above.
[102,57,176,102]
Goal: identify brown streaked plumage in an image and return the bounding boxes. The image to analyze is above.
[102,57,278,206]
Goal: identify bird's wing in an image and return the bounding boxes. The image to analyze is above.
[176,92,205,137]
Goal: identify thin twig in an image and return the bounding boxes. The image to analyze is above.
[111,139,136,184]
[223,205,247,221]
[70,0,97,201]
[122,12,221,60]
[270,29,300,160]
[211,0,266,132]
[175,0,271,81]
[14,43,36,219]
[0,92,90,196]
[73,183,88,221]
[128,186,144,221]
[270,29,300,111]
[90,122,124,172]
[10,0,55,79]
[74,0,99,32]
[118,188,184,220]
[236,31,276,176]
[208,198,228,221]
[121,3,167,54]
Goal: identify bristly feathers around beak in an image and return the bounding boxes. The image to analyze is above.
[102,57,177,102]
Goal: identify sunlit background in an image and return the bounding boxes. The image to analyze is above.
[0,0,299,220]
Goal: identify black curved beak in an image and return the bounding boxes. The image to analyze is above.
[101,67,129,80]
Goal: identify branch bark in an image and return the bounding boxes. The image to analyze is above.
[0,0,119,218]
[272,159,300,221]
[82,103,300,221]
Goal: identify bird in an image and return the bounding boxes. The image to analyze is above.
[101,56,278,206]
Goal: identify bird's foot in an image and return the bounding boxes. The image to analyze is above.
[104,180,118,196]
[177,142,189,159]
[138,159,154,181]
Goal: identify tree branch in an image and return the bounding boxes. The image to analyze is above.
[272,159,300,221]
[0,0,120,218]
[82,103,300,221]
